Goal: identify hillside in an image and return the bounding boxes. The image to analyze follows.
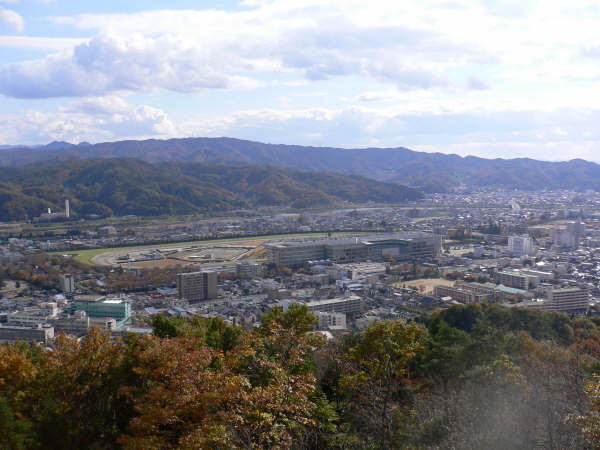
[0,158,422,221]
[2,137,600,192]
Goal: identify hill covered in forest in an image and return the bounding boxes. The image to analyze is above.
[0,158,422,221]
[2,137,600,192]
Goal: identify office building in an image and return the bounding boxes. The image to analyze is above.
[177,270,218,302]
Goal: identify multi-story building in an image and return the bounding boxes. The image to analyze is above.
[265,232,441,268]
[59,273,75,293]
[547,287,589,313]
[70,296,131,326]
[508,235,534,257]
[553,219,585,249]
[315,312,347,331]
[236,261,263,279]
[7,303,58,327]
[0,324,55,343]
[433,285,487,304]
[305,296,362,315]
[49,312,90,336]
[177,270,218,302]
[496,270,539,290]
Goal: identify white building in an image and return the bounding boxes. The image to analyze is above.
[508,235,534,257]
[315,312,347,331]
[553,220,585,249]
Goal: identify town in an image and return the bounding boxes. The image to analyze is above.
[2,188,600,344]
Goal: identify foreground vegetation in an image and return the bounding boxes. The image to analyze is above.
[3,303,600,449]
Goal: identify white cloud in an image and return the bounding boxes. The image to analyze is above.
[0,32,262,98]
[1,2,496,98]
[0,8,23,32]
[0,35,86,50]
[0,96,176,144]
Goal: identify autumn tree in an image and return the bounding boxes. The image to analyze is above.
[340,320,426,448]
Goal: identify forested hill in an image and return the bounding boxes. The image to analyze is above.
[0,158,422,221]
[3,137,600,192]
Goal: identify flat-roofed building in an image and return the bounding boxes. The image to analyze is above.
[0,324,54,343]
[177,270,217,302]
[7,304,58,327]
[508,235,534,257]
[70,296,131,326]
[306,296,362,315]
[315,312,347,331]
[496,270,539,290]
[548,287,589,313]
[49,313,90,336]
[433,285,487,304]
[265,232,440,268]
[236,261,263,279]
[59,273,75,293]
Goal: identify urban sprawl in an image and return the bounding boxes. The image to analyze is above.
[2,189,600,343]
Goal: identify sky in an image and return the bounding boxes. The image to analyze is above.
[2,0,600,161]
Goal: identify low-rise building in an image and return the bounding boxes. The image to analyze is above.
[306,296,362,315]
[0,324,54,343]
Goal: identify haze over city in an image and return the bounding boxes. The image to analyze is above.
[2,0,600,161]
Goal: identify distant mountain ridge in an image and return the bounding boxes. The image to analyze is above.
[0,158,422,221]
[2,137,600,191]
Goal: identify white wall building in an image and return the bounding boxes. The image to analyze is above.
[508,235,534,257]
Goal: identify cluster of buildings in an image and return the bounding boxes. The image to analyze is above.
[0,294,136,343]
[5,189,600,344]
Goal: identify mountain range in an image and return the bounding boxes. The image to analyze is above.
[0,158,422,221]
[2,137,600,192]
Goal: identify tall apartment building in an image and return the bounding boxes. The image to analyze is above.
[177,270,218,302]
[553,219,585,249]
[59,273,75,293]
[508,235,534,257]
[547,287,589,313]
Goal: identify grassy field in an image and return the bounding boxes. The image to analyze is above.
[52,231,367,266]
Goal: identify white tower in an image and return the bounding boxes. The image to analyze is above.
[65,199,70,218]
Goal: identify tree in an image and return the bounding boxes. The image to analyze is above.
[340,321,426,448]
